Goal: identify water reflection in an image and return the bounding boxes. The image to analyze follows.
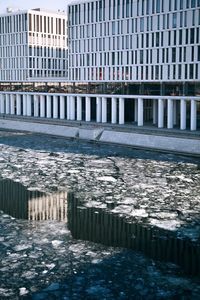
[68,195,200,276]
[0,178,199,276]
[0,179,67,221]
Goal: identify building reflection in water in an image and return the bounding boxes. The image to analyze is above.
[0,178,67,221]
[68,194,200,277]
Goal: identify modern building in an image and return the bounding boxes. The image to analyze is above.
[68,0,200,90]
[0,8,67,81]
[0,1,199,133]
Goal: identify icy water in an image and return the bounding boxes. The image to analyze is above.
[0,130,200,299]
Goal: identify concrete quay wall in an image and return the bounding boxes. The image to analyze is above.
[100,131,200,155]
[0,119,200,156]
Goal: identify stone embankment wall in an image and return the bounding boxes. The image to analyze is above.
[0,119,200,155]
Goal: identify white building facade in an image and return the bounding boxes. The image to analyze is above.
[0,1,199,132]
[0,8,67,81]
[68,0,200,85]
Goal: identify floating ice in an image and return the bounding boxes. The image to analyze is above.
[19,287,29,296]
[51,240,63,247]
[97,176,117,182]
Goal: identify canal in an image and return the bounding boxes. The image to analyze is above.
[0,129,200,299]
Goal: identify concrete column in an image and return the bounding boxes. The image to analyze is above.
[102,97,107,123]
[153,99,157,125]
[0,94,5,113]
[40,95,45,118]
[167,99,173,129]
[119,97,125,125]
[173,101,177,126]
[23,94,27,116]
[111,97,117,124]
[46,95,52,118]
[34,95,39,117]
[70,96,75,120]
[53,95,58,118]
[67,96,70,120]
[158,98,164,128]
[85,96,91,122]
[180,99,187,130]
[10,94,15,115]
[190,99,197,131]
[59,96,65,119]
[27,95,32,116]
[96,97,102,123]
[16,94,21,115]
[6,94,10,114]
[134,99,138,122]
[138,98,144,126]
[77,96,82,121]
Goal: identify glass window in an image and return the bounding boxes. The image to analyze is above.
[179,29,182,45]
[172,48,176,62]
[156,32,159,46]
[146,0,150,14]
[172,13,177,28]
[180,12,183,27]
[191,0,196,8]
[198,46,200,61]
[156,0,160,13]
[190,28,195,43]
[184,11,187,27]
[169,0,172,11]
[142,0,145,15]
[157,15,160,30]
[192,10,195,26]
[140,17,144,32]
[174,0,177,10]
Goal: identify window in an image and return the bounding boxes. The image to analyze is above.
[189,64,194,79]
[179,47,182,62]
[180,12,183,27]
[174,0,177,10]
[163,15,165,29]
[172,13,177,28]
[146,0,150,14]
[157,15,160,30]
[156,32,159,47]
[179,29,182,45]
[156,0,160,13]
[191,0,196,8]
[198,46,200,61]
[140,18,144,32]
[190,28,195,44]
[184,12,187,27]
[172,48,176,62]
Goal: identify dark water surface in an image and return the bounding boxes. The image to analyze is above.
[0,130,200,299]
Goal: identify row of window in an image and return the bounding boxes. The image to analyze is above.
[29,57,66,70]
[0,69,67,81]
[69,63,199,81]
[68,0,200,26]
[29,70,65,78]
[0,14,27,33]
[29,46,67,58]
[69,46,200,68]
[0,33,28,46]
[70,29,200,54]
[70,9,199,39]
[0,45,28,57]
[28,14,66,35]
[0,70,28,80]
